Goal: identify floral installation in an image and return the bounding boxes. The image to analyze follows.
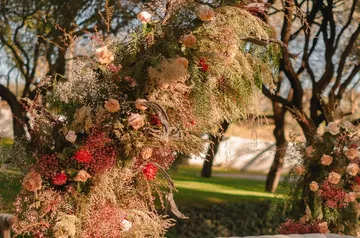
[6,2,282,237]
[279,121,360,235]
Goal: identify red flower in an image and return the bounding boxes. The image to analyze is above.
[52,172,67,186]
[198,58,209,72]
[355,176,360,185]
[74,149,92,163]
[150,115,162,126]
[142,163,158,180]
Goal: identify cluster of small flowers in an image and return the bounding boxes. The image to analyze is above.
[278,219,329,234]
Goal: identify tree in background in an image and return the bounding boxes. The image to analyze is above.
[0,0,141,138]
[263,0,360,192]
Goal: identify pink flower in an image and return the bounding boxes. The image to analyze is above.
[74,170,91,182]
[309,181,319,192]
[197,5,215,21]
[318,222,330,234]
[305,146,315,157]
[22,172,42,192]
[321,154,333,166]
[328,171,341,184]
[104,98,120,113]
[345,148,359,160]
[135,99,148,111]
[128,113,145,130]
[326,122,340,135]
[65,130,77,143]
[140,147,153,160]
[74,149,92,163]
[52,172,67,186]
[175,57,189,69]
[346,163,359,176]
[293,166,305,175]
[95,46,114,65]
[137,11,152,23]
[182,34,197,47]
[142,163,158,180]
[345,192,357,203]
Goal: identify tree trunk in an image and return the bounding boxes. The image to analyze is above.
[0,85,26,138]
[201,121,230,178]
[265,101,287,193]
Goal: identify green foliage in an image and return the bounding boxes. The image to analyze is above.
[167,201,285,238]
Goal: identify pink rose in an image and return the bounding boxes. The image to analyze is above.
[345,192,357,203]
[141,147,153,160]
[22,172,42,192]
[305,146,315,157]
[309,181,319,192]
[320,154,333,166]
[135,99,148,111]
[65,130,77,143]
[182,34,197,48]
[293,166,305,175]
[74,170,91,182]
[175,57,189,69]
[95,46,114,65]
[137,11,152,23]
[346,163,359,176]
[197,5,215,21]
[128,113,145,130]
[345,148,359,160]
[104,98,120,113]
[318,222,330,234]
[326,122,340,135]
[328,171,341,184]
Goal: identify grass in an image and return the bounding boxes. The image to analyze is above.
[169,166,284,205]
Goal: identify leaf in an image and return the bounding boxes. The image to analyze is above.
[313,195,323,220]
[166,192,188,219]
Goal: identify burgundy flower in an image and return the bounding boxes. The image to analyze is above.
[198,58,209,72]
[142,163,158,180]
[52,172,67,186]
[150,115,162,126]
[73,149,92,163]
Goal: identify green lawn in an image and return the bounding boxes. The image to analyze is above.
[169,166,284,205]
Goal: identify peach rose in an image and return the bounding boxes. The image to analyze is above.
[299,214,310,224]
[141,147,153,160]
[95,46,114,65]
[128,113,145,130]
[346,163,359,176]
[121,219,132,231]
[306,146,315,158]
[345,192,357,203]
[22,172,42,192]
[309,181,319,192]
[321,154,333,166]
[328,171,341,184]
[345,148,359,160]
[135,99,148,111]
[104,99,120,113]
[182,34,197,48]
[326,122,340,135]
[318,222,330,234]
[197,5,215,21]
[65,130,77,143]
[74,170,91,182]
[137,11,151,23]
[294,166,305,175]
[175,57,189,69]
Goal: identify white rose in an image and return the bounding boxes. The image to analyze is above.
[137,11,152,23]
[326,122,340,135]
[65,130,77,143]
[121,219,132,231]
[95,46,114,65]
